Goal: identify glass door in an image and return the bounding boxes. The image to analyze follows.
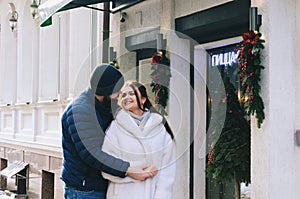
[205,44,250,199]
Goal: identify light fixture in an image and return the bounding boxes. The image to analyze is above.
[120,12,127,23]
[249,7,262,31]
[295,130,300,146]
[8,3,18,32]
[30,0,40,19]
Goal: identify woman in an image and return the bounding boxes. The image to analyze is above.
[102,80,176,199]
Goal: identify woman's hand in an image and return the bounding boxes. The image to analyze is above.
[126,164,158,180]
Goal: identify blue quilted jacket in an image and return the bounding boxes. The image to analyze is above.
[61,88,129,192]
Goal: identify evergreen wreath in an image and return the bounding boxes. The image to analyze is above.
[150,51,171,115]
[238,30,265,128]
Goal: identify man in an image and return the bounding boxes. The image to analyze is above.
[61,64,157,198]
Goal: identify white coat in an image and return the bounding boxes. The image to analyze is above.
[102,109,176,199]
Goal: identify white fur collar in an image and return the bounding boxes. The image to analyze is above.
[115,109,163,138]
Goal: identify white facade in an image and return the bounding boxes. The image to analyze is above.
[251,0,300,198]
[0,1,104,144]
[0,0,106,197]
[0,0,300,198]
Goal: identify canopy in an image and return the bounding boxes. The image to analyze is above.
[37,0,111,26]
[37,0,143,27]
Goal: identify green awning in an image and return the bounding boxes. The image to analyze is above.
[38,0,111,27]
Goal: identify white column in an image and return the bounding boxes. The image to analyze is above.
[193,46,207,199]
[251,0,300,198]
[169,32,191,199]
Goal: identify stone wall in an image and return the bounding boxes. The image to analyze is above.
[0,146,63,199]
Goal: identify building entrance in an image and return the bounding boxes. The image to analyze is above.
[205,44,251,199]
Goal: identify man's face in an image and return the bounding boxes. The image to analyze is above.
[102,91,120,113]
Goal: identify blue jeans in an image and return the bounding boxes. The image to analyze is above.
[64,186,106,199]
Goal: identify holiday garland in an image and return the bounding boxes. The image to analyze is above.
[150,51,171,115]
[238,30,265,128]
[109,59,120,69]
[206,78,251,194]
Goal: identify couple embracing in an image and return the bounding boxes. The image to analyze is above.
[61,64,176,199]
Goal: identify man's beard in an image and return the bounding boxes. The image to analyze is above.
[103,96,119,114]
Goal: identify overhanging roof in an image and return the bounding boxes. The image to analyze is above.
[37,0,144,27]
[175,0,250,44]
[37,0,111,26]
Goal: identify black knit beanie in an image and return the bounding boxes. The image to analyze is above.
[90,64,124,96]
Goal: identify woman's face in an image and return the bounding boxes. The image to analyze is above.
[120,86,145,115]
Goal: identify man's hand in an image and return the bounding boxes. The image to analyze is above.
[126,164,158,181]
